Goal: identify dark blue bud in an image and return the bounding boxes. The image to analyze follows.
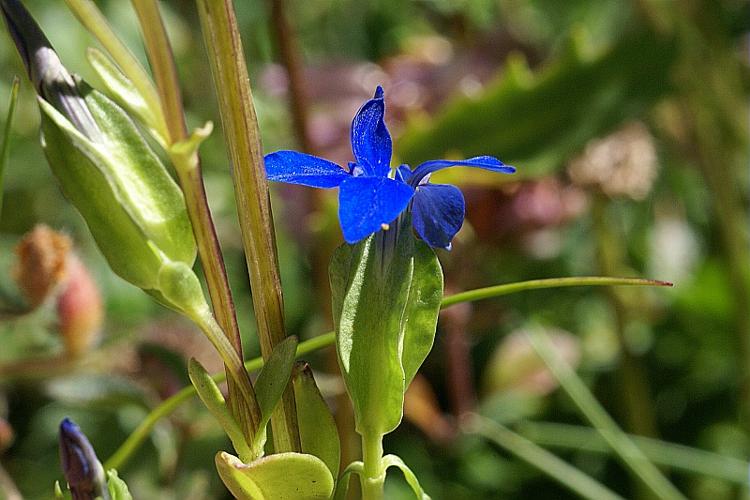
[58,418,109,500]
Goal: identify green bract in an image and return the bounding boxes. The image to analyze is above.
[330,222,443,438]
[38,82,196,300]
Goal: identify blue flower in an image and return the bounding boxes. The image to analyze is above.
[264,86,515,248]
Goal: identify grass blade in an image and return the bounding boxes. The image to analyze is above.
[520,421,750,485]
[527,327,686,500]
[0,76,20,221]
[462,414,624,500]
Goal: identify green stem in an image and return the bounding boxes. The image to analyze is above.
[441,276,671,308]
[130,0,256,444]
[105,276,670,469]
[520,421,750,485]
[463,415,624,500]
[360,433,385,500]
[268,0,312,152]
[0,76,19,222]
[189,307,260,430]
[527,328,686,500]
[195,0,300,453]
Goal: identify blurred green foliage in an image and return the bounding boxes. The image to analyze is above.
[0,0,748,499]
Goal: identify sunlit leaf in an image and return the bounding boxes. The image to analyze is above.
[215,451,334,500]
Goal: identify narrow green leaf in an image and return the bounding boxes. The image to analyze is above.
[255,336,299,433]
[520,421,750,485]
[381,455,432,500]
[463,415,624,500]
[105,470,133,500]
[397,29,676,179]
[528,328,686,500]
[86,47,163,145]
[292,362,341,477]
[188,358,253,462]
[0,76,19,221]
[63,0,167,139]
[215,451,334,500]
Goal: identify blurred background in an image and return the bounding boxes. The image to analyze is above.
[0,0,748,498]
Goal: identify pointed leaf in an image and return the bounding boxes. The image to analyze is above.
[53,481,66,500]
[188,358,253,462]
[106,470,133,500]
[86,47,164,144]
[382,455,431,500]
[255,336,299,432]
[215,451,334,500]
[332,462,363,500]
[293,362,341,476]
[401,239,443,386]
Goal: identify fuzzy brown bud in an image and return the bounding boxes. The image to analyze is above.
[13,224,71,308]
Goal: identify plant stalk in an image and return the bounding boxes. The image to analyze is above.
[129,0,257,440]
[268,0,311,152]
[361,433,385,500]
[195,0,300,453]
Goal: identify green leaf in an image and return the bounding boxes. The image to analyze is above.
[215,451,334,500]
[188,358,254,462]
[86,47,164,146]
[254,336,299,439]
[400,240,443,387]
[330,225,442,437]
[332,462,363,500]
[38,82,196,291]
[381,455,431,500]
[292,362,341,477]
[106,470,133,500]
[53,481,67,499]
[396,28,676,180]
[0,76,19,221]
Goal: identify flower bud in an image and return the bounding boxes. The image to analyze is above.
[12,225,71,308]
[58,418,109,500]
[1,1,197,305]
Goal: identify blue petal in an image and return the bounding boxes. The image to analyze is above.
[338,175,414,243]
[395,164,413,183]
[265,150,350,188]
[409,156,515,186]
[412,183,465,249]
[350,86,392,178]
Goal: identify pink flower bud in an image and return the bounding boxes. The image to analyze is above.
[56,255,103,357]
